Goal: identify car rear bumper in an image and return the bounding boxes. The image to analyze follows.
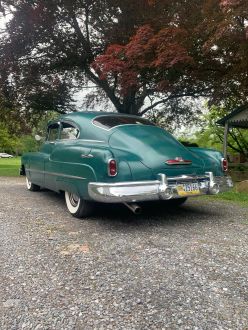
[88,172,233,203]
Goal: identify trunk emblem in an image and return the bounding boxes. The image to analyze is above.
[165,157,192,165]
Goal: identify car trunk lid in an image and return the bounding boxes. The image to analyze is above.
[109,125,204,175]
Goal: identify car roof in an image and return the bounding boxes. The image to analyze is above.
[59,111,140,121]
[49,112,153,141]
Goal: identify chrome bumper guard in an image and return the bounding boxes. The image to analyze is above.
[88,172,233,203]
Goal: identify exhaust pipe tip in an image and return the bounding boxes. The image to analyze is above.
[124,202,142,215]
[132,205,142,215]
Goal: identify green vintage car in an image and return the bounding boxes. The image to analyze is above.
[20,112,233,217]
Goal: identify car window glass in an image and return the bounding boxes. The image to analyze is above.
[93,116,155,130]
[47,123,60,141]
[60,122,79,140]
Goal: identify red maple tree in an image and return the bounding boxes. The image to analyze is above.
[93,25,194,111]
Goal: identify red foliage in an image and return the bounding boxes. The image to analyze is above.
[220,0,241,9]
[92,44,126,80]
[93,25,193,95]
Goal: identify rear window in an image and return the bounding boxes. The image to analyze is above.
[93,115,155,130]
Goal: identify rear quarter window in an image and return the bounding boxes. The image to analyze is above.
[60,122,79,140]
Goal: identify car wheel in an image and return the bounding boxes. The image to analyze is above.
[26,176,40,191]
[65,191,93,218]
[166,197,188,206]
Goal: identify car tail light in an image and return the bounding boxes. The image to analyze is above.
[108,159,117,176]
[221,158,228,172]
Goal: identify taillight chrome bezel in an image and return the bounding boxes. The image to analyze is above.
[221,157,228,172]
[108,159,117,177]
[165,158,192,165]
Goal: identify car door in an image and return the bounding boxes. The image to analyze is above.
[41,122,60,190]
[44,121,83,191]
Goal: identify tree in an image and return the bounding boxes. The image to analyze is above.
[17,135,39,154]
[92,25,196,115]
[0,0,211,121]
[0,109,56,154]
[201,0,248,107]
[0,94,58,136]
[0,0,248,123]
[185,104,248,156]
[94,0,248,115]
[0,123,18,153]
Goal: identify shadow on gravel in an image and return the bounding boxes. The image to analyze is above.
[37,189,220,229]
[93,201,219,227]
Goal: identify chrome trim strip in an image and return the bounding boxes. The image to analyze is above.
[80,139,105,143]
[167,175,208,181]
[88,173,233,203]
[81,154,94,158]
[26,168,86,180]
[91,115,155,131]
[165,161,192,165]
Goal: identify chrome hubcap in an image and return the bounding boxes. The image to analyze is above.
[69,193,79,207]
[26,177,31,189]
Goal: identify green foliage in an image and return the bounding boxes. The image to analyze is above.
[190,130,222,151]
[205,105,248,156]
[0,111,58,155]
[0,123,19,153]
[229,164,247,172]
[17,136,39,154]
[180,104,248,155]
[0,124,39,155]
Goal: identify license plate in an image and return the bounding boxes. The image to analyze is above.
[177,182,200,196]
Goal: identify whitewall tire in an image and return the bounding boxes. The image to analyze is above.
[65,191,93,218]
[26,176,40,191]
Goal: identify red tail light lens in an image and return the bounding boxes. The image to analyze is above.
[108,159,117,176]
[222,158,228,172]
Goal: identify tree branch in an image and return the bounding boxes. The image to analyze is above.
[85,5,90,45]
[85,68,121,110]
[138,89,211,116]
[135,86,150,111]
[229,129,246,154]
[64,9,93,62]
[139,98,168,115]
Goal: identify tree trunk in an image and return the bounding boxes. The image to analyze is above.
[117,92,140,115]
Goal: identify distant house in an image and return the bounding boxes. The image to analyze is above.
[217,105,248,158]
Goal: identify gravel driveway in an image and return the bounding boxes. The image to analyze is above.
[0,177,248,330]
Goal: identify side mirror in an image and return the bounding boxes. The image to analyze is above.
[35,135,43,142]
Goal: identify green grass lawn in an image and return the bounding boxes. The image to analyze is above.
[199,189,248,207]
[0,157,21,176]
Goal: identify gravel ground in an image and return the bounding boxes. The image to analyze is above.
[0,177,248,330]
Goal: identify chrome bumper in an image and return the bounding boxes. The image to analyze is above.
[88,172,233,203]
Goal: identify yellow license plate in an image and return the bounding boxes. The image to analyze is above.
[177,183,200,196]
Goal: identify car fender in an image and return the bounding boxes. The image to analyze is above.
[189,147,224,176]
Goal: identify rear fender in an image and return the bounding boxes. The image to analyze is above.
[109,148,152,181]
[189,147,224,176]
[91,147,132,182]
